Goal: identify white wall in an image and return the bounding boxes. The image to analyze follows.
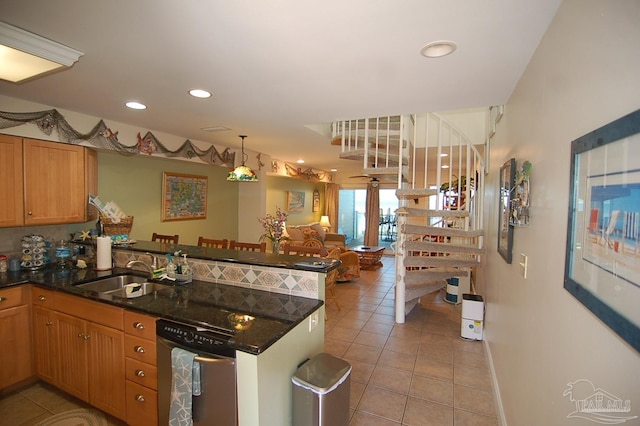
[480,1,640,424]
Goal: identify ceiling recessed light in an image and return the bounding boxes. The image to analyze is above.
[296,159,305,164]
[125,101,146,110]
[441,165,450,169]
[189,89,212,98]
[420,40,457,58]
[201,126,231,132]
[330,168,338,172]
[440,153,449,157]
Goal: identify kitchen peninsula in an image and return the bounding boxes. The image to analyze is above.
[1,240,338,426]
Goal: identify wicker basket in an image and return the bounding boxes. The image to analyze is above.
[101,215,134,236]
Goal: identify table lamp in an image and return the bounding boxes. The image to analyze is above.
[319,216,331,232]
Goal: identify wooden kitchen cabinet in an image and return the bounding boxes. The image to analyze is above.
[0,134,98,227]
[0,286,32,390]
[31,287,57,384]
[0,134,24,227]
[55,311,90,400]
[123,311,158,426]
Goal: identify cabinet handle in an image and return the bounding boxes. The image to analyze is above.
[84,334,90,340]
[77,333,84,338]
[133,322,145,330]
[0,297,5,302]
[45,321,53,326]
[28,211,33,216]
[134,346,145,353]
[135,369,146,377]
[135,394,145,402]
[38,295,46,301]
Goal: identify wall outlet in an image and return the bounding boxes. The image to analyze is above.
[309,311,319,332]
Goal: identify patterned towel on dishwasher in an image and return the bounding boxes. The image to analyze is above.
[169,347,201,426]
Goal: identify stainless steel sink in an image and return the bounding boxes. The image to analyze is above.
[76,275,172,298]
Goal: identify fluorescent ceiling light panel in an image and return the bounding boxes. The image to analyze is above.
[0,21,83,83]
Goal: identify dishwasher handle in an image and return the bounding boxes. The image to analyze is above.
[194,355,235,366]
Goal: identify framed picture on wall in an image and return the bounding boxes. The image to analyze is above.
[312,189,320,212]
[564,109,640,352]
[287,191,305,212]
[162,172,208,221]
[498,158,515,263]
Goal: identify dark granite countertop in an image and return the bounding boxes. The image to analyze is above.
[1,266,323,355]
[105,240,341,273]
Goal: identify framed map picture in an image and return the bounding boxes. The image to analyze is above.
[162,172,208,221]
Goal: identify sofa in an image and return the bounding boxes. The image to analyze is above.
[284,222,346,250]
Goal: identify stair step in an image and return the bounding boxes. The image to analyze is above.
[397,207,470,218]
[332,134,402,146]
[405,280,445,301]
[396,188,439,199]
[402,224,484,238]
[406,240,485,255]
[404,255,480,268]
[339,148,407,166]
[404,297,419,316]
[405,268,469,285]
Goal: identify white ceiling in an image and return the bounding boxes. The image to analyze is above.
[0,0,561,176]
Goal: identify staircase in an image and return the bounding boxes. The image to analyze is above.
[332,112,486,323]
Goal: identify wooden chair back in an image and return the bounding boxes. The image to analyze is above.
[197,237,229,249]
[151,233,179,244]
[229,241,266,252]
[324,248,342,316]
[284,244,323,257]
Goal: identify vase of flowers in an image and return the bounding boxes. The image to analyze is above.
[258,207,289,253]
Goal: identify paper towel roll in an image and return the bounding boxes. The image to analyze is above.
[96,236,112,270]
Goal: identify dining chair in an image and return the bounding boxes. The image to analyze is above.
[229,241,266,252]
[283,244,323,257]
[197,237,229,249]
[151,233,179,244]
[324,247,342,318]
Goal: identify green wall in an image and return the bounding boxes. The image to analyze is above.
[89,151,238,246]
[266,175,324,225]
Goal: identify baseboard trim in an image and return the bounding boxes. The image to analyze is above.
[483,339,507,426]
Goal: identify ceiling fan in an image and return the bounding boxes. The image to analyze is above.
[348,174,394,187]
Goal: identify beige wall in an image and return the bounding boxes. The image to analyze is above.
[480,1,640,424]
[94,151,238,246]
[266,175,325,225]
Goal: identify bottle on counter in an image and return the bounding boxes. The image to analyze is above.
[55,240,72,268]
[0,255,7,273]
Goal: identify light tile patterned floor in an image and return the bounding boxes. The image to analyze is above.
[325,257,498,425]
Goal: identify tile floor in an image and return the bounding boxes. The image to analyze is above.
[0,381,124,425]
[2,256,498,426]
[325,257,498,425]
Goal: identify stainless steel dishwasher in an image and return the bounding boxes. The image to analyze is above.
[157,319,237,425]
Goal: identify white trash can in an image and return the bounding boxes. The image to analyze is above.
[292,353,351,426]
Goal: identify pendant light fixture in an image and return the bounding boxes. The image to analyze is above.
[227,135,259,182]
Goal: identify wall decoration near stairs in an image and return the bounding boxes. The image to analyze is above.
[510,160,532,227]
[0,109,235,167]
[564,108,640,353]
[498,158,515,263]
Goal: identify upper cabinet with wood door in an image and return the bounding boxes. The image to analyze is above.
[0,134,98,227]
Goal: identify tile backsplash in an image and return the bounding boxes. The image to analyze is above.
[0,225,72,257]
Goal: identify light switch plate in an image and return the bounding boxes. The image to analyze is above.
[519,253,528,279]
[309,311,319,332]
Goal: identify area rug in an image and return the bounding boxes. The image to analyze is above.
[35,408,108,426]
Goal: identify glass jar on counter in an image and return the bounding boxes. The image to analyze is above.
[0,255,7,272]
[55,240,72,268]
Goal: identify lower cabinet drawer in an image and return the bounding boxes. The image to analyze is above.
[126,380,158,426]
[125,357,158,390]
[124,334,157,365]
[0,286,25,310]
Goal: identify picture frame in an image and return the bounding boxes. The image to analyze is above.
[287,191,305,212]
[498,158,515,263]
[161,172,208,222]
[564,109,640,352]
[312,189,320,212]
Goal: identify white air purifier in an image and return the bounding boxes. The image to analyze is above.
[461,294,484,340]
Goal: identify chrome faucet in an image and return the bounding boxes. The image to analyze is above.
[126,252,158,278]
